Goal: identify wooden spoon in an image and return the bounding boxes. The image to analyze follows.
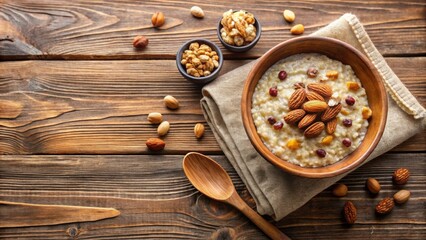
[183,152,289,240]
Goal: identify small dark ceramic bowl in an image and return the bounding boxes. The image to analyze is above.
[176,39,223,85]
[217,12,261,52]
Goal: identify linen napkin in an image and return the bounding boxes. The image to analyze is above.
[201,13,426,220]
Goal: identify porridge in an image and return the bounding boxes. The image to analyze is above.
[251,53,372,167]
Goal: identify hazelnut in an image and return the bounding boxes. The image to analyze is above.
[133,35,149,49]
[307,67,318,78]
[366,177,381,194]
[332,183,348,197]
[151,12,165,27]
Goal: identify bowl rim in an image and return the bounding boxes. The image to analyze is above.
[176,38,224,82]
[216,13,262,51]
[241,36,388,178]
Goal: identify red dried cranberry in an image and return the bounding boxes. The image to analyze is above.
[316,149,327,158]
[269,87,278,97]
[343,119,352,127]
[345,96,356,106]
[342,138,352,147]
[273,121,283,130]
[278,70,287,80]
[267,116,276,125]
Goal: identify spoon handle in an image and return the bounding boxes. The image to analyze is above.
[228,193,290,240]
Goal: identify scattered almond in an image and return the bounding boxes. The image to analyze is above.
[303,100,328,113]
[157,121,170,136]
[194,123,205,139]
[325,118,337,134]
[283,9,295,23]
[290,24,304,35]
[366,177,381,194]
[343,201,357,224]
[393,190,410,204]
[298,113,317,129]
[393,168,410,185]
[289,89,306,109]
[190,6,204,18]
[332,183,348,197]
[375,197,394,215]
[321,103,342,122]
[284,109,306,124]
[307,83,332,98]
[147,112,163,124]
[146,138,165,151]
[306,91,325,102]
[304,121,324,138]
[164,95,179,109]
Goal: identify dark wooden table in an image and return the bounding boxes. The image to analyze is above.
[1,1,425,239]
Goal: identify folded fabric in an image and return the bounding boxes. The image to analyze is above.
[201,13,425,220]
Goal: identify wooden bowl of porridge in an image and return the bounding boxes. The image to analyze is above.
[241,36,387,178]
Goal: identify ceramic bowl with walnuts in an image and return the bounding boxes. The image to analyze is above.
[176,39,224,85]
[217,10,262,52]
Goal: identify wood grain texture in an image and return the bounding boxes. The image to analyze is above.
[0,153,424,239]
[0,58,424,154]
[0,0,425,60]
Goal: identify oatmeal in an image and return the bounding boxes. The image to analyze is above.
[251,53,371,167]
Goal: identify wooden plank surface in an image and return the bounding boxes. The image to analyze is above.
[0,0,425,60]
[0,58,424,154]
[1,0,425,239]
[0,153,424,239]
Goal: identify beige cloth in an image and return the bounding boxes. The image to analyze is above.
[201,14,426,220]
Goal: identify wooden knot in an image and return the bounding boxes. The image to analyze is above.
[210,227,236,240]
[0,100,22,119]
[196,195,238,220]
[66,226,80,238]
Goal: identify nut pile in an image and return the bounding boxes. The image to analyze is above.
[333,168,411,224]
[272,67,373,158]
[181,42,220,77]
[220,10,257,46]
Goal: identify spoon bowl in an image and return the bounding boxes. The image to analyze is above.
[183,152,289,240]
[182,152,234,200]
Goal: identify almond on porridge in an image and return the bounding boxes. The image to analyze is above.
[251,54,371,167]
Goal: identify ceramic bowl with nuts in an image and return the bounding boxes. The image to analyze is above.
[176,39,223,85]
[217,9,262,52]
[242,36,387,178]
